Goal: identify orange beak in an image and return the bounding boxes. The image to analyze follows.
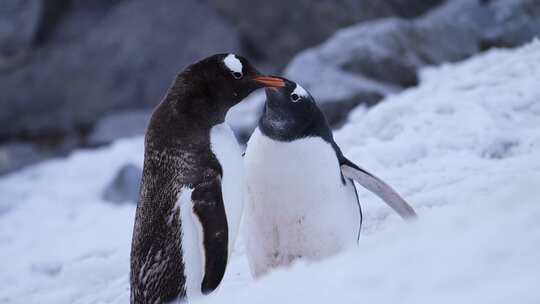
[253,76,285,88]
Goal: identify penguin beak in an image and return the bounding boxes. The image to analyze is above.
[253,76,285,88]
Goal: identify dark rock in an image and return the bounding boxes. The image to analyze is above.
[87,109,151,147]
[0,142,46,175]
[208,0,445,67]
[282,0,540,127]
[102,163,142,204]
[32,0,72,46]
[411,0,540,56]
[227,0,540,136]
[39,0,125,46]
[0,0,41,60]
[0,108,150,175]
[318,91,383,128]
[0,139,77,175]
[0,0,240,142]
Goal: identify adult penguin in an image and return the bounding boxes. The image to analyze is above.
[243,77,417,277]
[130,54,284,303]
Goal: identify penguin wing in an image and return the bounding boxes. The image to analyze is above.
[191,176,229,294]
[339,157,417,220]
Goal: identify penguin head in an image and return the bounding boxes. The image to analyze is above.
[183,54,284,109]
[260,77,319,140]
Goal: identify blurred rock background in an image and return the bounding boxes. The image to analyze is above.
[1,0,539,175]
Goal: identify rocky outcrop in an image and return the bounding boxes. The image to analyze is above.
[0,142,47,175]
[282,0,540,127]
[0,139,77,175]
[0,0,240,142]
[0,0,41,60]
[87,109,151,147]
[209,0,444,68]
[226,0,540,135]
[2,0,540,174]
[102,163,142,204]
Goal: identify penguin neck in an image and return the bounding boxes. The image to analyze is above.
[166,74,228,127]
[146,76,230,151]
[259,103,308,142]
[259,103,336,146]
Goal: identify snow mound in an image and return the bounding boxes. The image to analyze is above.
[1,41,540,303]
[202,40,540,303]
[0,139,144,303]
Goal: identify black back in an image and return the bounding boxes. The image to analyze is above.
[130,54,263,303]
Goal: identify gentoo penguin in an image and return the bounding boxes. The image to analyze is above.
[243,77,417,277]
[130,54,284,303]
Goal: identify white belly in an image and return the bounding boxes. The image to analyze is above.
[210,123,245,256]
[243,128,361,277]
[178,187,203,299]
[174,123,243,301]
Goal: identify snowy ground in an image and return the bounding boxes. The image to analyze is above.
[1,41,540,303]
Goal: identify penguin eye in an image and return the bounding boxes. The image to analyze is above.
[291,93,300,102]
[232,71,243,79]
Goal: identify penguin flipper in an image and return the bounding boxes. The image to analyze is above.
[191,176,229,294]
[339,158,417,220]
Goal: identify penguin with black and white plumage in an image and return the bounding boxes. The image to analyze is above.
[130,54,284,303]
[243,77,417,277]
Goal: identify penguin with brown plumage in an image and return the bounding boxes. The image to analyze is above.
[130,54,284,303]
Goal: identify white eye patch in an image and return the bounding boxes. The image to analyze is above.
[291,83,308,102]
[223,54,243,74]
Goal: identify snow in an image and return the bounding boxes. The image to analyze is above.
[2,41,540,303]
[0,139,143,303]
